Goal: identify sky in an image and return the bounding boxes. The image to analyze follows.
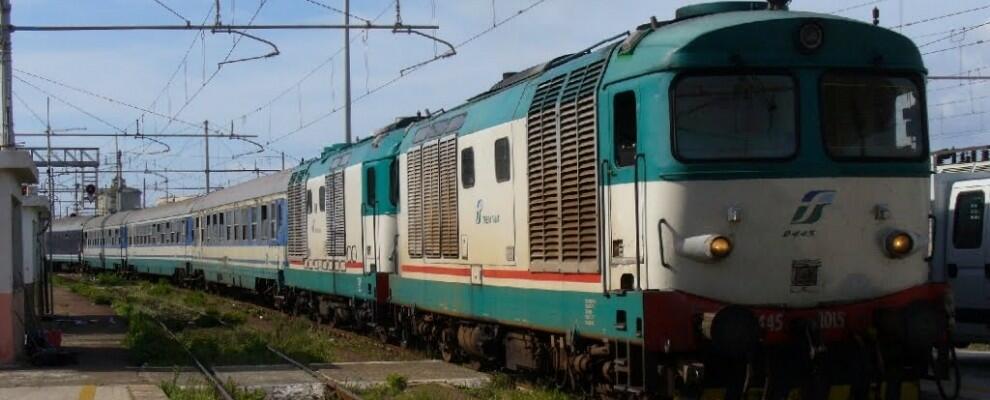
[9,0,990,214]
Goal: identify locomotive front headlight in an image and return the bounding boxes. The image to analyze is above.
[679,234,733,262]
[884,231,914,258]
[709,236,733,259]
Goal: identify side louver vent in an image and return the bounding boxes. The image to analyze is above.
[407,149,423,258]
[325,171,345,257]
[527,59,605,273]
[287,179,308,259]
[407,136,459,259]
[439,137,459,258]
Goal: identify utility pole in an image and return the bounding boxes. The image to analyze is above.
[0,0,12,149]
[45,98,54,214]
[114,137,121,213]
[204,120,210,194]
[281,151,285,170]
[343,0,352,144]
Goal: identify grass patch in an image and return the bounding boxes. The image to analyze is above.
[465,374,569,400]
[160,373,266,400]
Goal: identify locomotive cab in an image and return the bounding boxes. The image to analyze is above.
[596,3,947,390]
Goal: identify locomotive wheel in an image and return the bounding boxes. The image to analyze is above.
[932,346,960,400]
[326,308,340,329]
[439,329,458,363]
[375,326,390,344]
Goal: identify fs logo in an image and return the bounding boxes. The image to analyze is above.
[790,190,836,225]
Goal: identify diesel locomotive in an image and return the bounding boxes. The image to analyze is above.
[52,1,949,398]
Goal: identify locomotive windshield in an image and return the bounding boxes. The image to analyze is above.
[672,74,797,161]
[822,73,924,160]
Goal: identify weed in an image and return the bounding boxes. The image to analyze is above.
[465,374,569,400]
[148,281,172,296]
[160,373,266,400]
[386,373,409,393]
[183,291,207,307]
[94,273,125,286]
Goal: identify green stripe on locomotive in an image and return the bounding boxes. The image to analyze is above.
[388,276,645,342]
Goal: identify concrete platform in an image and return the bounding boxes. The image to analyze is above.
[321,360,490,389]
[0,384,168,400]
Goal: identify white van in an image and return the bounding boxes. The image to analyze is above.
[933,172,990,344]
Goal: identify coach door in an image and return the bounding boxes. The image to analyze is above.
[946,186,990,315]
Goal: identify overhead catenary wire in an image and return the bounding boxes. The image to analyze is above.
[265,0,552,146]
[830,0,887,15]
[890,3,990,30]
[15,76,172,155]
[301,0,372,24]
[233,1,398,122]
[154,0,270,136]
[150,0,191,25]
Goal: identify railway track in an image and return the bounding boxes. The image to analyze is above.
[166,298,364,400]
[60,274,365,400]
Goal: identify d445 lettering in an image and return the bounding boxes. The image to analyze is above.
[782,229,816,238]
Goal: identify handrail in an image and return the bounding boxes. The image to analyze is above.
[657,219,672,269]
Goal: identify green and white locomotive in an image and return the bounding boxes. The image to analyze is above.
[64,1,949,398]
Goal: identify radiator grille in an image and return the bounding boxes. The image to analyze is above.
[325,171,345,256]
[527,60,604,273]
[439,137,459,258]
[407,149,423,258]
[407,137,459,259]
[287,179,308,259]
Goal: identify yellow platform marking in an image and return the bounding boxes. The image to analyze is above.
[78,385,96,400]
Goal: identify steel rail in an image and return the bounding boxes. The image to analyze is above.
[167,298,363,400]
[153,318,235,400]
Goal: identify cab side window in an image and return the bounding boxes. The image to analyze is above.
[461,147,475,188]
[953,190,985,249]
[613,91,638,167]
[494,138,510,183]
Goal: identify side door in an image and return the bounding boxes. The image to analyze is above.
[946,186,989,313]
[602,82,644,292]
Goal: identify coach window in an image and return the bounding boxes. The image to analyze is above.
[307,190,313,214]
[461,147,475,188]
[319,187,326,212]
[251,207,258,241]
[613,91,638,167]
[953,191,985,249]
[495,138,511,182]
[261,205,268,240]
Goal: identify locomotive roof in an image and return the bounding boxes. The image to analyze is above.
[602,10,925,84]
[292,128,406,181]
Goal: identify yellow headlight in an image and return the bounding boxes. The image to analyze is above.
[885,232,914,257]
[709,236,733,259]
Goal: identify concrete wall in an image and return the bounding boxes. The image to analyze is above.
[0,150,39,365]
[0,172,20,364]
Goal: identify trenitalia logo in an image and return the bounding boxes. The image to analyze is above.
[790,190,837,225]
